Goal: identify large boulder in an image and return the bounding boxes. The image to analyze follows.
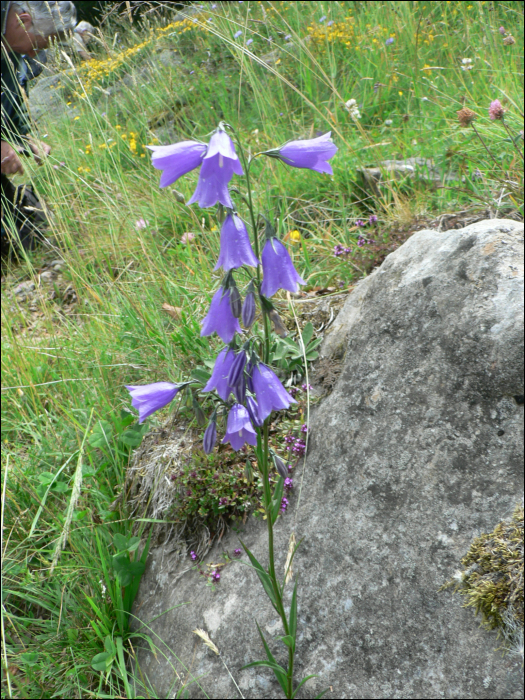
[132,219,524,699]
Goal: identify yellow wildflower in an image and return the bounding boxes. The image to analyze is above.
[289,230,302,243]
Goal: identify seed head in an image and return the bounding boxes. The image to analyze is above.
[193,629,220,655]
[457,108,476,127]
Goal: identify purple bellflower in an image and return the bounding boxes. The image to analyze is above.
[222,404,257,451]
[147,141,207,188]
[188,127,243,208]
[228,351,246,387]
[215,214,258,271]
[246,395,264,427]
[268,132,338,175]
[202,348,235,401]
[203,418,217,454]
[201,287,242,343]
[242,290,256,327]
[125,382,181,423]
[251,363,297,421]
[261,237,305,298]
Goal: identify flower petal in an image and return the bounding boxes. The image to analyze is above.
[215,214,259,271]
[148,141,206,188]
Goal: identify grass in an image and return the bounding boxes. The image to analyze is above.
[1,1,523,697]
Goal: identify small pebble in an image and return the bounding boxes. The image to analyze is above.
[40,271,54,281]
[14,281,35,295]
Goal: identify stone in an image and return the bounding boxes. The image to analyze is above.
[13,280,35,295]
[358,157,463,195]
[132,219,524,699]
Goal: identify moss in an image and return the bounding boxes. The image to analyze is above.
[441,504,524,658]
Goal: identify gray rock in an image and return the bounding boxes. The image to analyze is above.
[358,157,464,195]
[13,280,35,295]
[132,219,524,699]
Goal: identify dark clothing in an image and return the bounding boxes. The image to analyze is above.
[1,0,48,258]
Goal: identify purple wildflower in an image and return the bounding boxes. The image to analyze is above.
[228,351,246,387]
[355,219,365,227]
[125,382,181,423]
[251,363,297,421]
[279,497,289,514]
[327,20,334,26]
[385,37,394,45]
[234,30,242,38]
[261,237,305,298]
[319,15,326,22]
[190,551,197,560]
[212,569,221,582]
[301,423,308,433]
[203,418,217,454]
[271,132,337,175]
[222,404,257,451]
[284,34,292,40]
[301,383,312,392]
[219,497,228,506]
[357,236,366,247]
[242,291,256,328]
[284,477,293,491]
[369,214,378,224]
[234,548,242,557]
[499,26,506,35]
[246,38,253,45]
[201,287,242,343]
[288,386,299,398]
[203,348,235,401]
[215,214,258,271]
[148,141,207,188]
[488,99,505,121]
[292,439,306,457]
[246,395,264,428]
[188,127,243,208]
[284,434,295,445]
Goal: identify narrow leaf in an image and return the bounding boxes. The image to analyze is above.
[291,674,319,699]
[253,620,287,694]
[239,539,278,611]
[270,476,285,525]
[289,579,298,643]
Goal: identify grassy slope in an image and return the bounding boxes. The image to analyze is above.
[1,1,523,697]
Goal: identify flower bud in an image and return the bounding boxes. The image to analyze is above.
[203,419,217,454]
[246,395,264,428]
[228,352,246,387]
[242,292,256,328]
[272,453,288,479]
[233,376,246,405]
[269,309,288,338]
[229,284,242,318]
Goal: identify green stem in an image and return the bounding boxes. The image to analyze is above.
[230,124,295,698]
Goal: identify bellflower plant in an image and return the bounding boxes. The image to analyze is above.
[127,120,337,699]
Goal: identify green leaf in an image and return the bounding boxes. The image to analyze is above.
[278,635,294,648]
[314,688,330,699]
[104,636,116,655]
[301,322,314,347]
[239,540,278,611]
[113,533,129,552]
[241,660,288,675]
[112,554,146,587]
[88,420,113,448]
[126,536,140,552]
[19,652,39,667]
[119,423,147,447]
[305,351,319,361]
[91,651,114,673]
[291,674,319,699]
[270,476,284,525]
[252,621,288,695]
[289,579,298,643]
[191,367,212,384]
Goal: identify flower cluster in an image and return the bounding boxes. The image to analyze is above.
[126,125,337,456]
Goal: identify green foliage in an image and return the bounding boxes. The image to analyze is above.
[273,322,322,378]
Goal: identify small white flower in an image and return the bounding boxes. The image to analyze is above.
[384,119,393,126]
[345,98,361,119]
[461,58,473,71]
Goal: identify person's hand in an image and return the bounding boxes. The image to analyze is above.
[26,137,51,165]
[1,140,24,175]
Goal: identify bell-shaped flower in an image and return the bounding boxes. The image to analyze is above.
[147,141,207,188]
[269,132,337,175]
[215,214,258,271]
[251,363,296,421]
[222,404,257,451]
[261,238,305,298]
[201,287,242,344]
[125,381,181,423]
[188,128,243,208]
[202,348,236,401]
